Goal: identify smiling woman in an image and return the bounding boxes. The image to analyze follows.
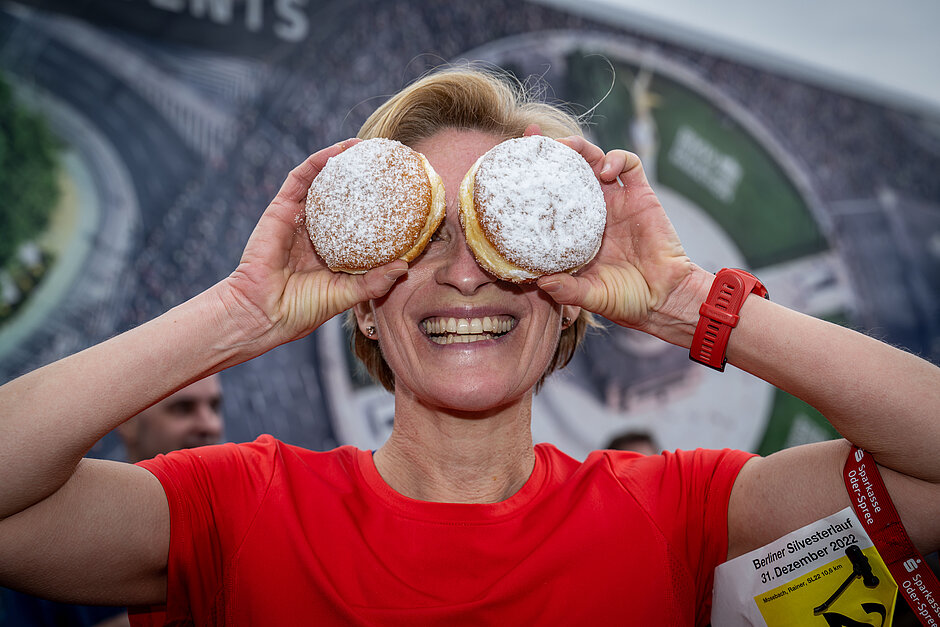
[0,64,938,627]
[352,128,582,429]
[349,69,596,394]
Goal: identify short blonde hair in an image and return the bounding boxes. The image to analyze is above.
[349,65,598,392]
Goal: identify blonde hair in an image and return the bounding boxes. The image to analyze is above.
[349,65,599,392]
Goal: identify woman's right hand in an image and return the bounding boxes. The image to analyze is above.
[216,140,407,354]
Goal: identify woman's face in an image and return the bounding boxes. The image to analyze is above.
[356,128,567,412]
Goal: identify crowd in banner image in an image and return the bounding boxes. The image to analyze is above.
[0,1,937,454]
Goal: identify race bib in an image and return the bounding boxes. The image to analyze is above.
[712,507,898,626]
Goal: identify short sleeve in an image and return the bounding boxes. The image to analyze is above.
[610,448,755,624]
[132,435,280,624]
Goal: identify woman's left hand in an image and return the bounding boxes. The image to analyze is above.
[537,136,709,344]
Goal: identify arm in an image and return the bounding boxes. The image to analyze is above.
[538,137,940,557]
[0,139,406,603]
[723,298,940,558]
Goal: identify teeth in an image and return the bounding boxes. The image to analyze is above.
[428,333,498,345]
[422,316,515,340]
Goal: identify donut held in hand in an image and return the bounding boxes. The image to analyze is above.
[305,138,445,273]
[458,135,606,283]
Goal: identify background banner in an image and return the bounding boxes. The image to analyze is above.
[1,0,938,460]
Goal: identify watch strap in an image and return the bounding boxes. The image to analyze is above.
[690,268,768,371]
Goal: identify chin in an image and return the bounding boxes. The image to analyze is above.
[412,376,534,414]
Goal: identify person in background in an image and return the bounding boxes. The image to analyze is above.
[606,430,660,455]
[0,376,223,627]
[0,66,937,625]
[115,374,223,464]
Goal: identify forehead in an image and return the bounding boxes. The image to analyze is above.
[155,377,221,408]
[412,129,504,182]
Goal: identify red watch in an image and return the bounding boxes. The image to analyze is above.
[689,268,768,371]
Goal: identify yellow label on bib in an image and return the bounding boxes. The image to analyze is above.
[756,546,897,626]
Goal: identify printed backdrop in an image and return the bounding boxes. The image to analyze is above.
[1,0,938,460]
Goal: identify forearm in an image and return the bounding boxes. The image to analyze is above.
[726,295,940,480]
[0,283,259,518]
[644,265,939,480]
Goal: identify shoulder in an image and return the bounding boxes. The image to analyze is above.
[578,447,754,483]
[535,444,752,500]
[136,435,363,499]
[574,447,755,511]
[138,434,358,470]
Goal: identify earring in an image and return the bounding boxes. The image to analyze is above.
[365,326,376,337]
[561,316,571,328]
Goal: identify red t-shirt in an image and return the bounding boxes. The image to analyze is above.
[132,435,752,626]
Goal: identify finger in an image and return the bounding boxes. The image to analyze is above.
[599,150,629,184]
[355,260,409,302]
[536,273,587,307]
[276,139,361,204]
[556,135,607,175]
[612,150,651,189]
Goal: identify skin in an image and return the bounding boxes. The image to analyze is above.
[355,130,579,503]
[0,128,937,611]
[116,375,223,463]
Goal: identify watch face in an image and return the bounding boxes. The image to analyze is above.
[316,31,852,458]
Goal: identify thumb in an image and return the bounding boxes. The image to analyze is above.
[536,273,586,306]
[356,261,408,301]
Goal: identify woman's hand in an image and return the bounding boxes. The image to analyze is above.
[537,137,710,344]
[217,140,407,353]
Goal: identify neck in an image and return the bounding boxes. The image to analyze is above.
[373,391,536,504]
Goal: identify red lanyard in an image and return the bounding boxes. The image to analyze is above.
[844,446,940,625]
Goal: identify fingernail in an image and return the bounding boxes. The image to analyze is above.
[540,280,561,293]
[385,268,407,281]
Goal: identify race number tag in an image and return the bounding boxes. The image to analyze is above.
[712,507,898,625]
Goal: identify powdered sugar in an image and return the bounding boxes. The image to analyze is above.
[472,136,606,275]
[305,138,429,272]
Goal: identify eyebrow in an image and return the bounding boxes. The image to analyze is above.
[162,394,222,407]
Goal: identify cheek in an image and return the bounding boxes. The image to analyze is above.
[160,416,195,437]
[371,263,427,310]
[370,265,435,337]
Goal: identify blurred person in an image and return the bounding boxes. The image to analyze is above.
[0,66,937,625]
[115,374,223,463]
[0,377,222,627]
[606,430,660,455]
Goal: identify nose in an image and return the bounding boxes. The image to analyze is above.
[433,223,495,296]
[195,403,223,441]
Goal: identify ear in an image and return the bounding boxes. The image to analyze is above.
[561,305,581,329]
[353,301,377,338]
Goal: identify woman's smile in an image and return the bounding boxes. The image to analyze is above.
[421,314,517,345]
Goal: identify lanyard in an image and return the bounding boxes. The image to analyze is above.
[844,446,940,626]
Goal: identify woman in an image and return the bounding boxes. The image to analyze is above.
[1,67,938,625]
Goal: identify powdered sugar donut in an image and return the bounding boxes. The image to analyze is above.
[305,138,445,274]
[458,135,606,283]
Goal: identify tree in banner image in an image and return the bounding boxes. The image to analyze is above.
[0,73,61,320]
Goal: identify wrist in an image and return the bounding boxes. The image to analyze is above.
[689,268,769,371]
[640,265,715,347]
[203,281,282,365]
